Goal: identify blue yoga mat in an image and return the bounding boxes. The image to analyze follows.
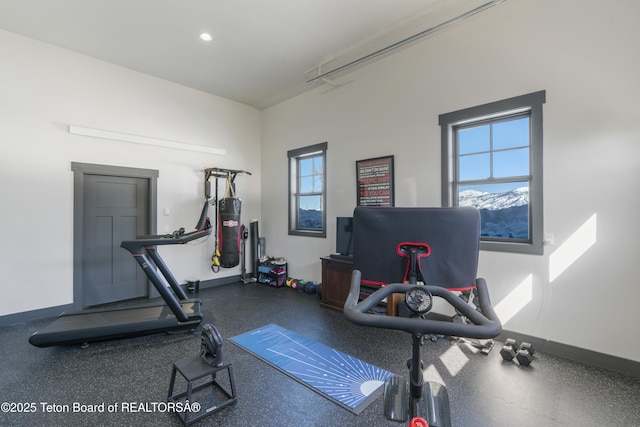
[229,324,392,414]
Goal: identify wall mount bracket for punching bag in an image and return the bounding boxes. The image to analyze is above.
[204,168,251,273]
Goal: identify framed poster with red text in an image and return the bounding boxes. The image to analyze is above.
[356,155,394,207]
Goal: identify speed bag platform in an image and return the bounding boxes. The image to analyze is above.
[218,198,241,268]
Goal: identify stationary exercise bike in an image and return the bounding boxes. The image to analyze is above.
[343,207,502,426]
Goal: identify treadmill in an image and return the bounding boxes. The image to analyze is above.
[29,203,212,348]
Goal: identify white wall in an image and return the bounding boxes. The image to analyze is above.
[261,0,640,362]
[0,30,261,316]
[1,0,638,364]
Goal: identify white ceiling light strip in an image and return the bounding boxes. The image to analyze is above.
[69,125,225,155]
[306,0,507,84]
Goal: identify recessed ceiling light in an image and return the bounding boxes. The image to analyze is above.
[200,33,213,42]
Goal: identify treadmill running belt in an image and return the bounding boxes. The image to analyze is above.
[28,300,202,348]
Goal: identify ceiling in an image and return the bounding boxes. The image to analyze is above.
[0,0,499,110]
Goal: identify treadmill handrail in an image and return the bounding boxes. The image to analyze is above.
[344,270,502,339]
[120,228,212,323]
[121,228,211,250]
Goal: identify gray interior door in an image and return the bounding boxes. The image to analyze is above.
[82,174,149,306]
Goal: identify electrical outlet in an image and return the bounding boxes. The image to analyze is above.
[544,232,555,246]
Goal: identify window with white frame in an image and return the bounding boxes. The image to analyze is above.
[287,142,327,237]
[439,91,545,254]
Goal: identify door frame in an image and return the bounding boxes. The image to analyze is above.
[71,162,158,310]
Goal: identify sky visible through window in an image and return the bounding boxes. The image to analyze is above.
[299,155,323,210]
[457,116,529,194]
[456,115,530,240]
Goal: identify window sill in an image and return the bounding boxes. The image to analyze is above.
[289,229,326,238]
[480,240,544,255]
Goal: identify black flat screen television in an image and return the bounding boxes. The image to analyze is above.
[336,217,354,256]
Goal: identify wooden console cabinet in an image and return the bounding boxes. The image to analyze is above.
[320,256,401,315]
[320,257,353,312]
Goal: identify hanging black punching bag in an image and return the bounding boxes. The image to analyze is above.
[218,198,242,268]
